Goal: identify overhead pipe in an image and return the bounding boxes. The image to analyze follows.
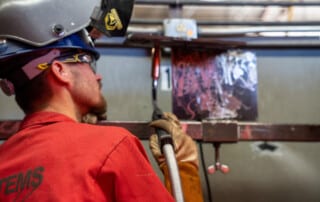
[135,0,320,7]
[130,19,320,27]
[127,25,320,36]
[199,26,320,35]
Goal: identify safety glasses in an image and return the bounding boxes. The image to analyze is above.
[55,53,97,73]
[38,52,97,73]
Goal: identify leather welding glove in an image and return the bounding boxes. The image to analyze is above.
[82,101,108,124]
[149,112,198,168]
[82,113,99,124]
[82,111,107,124]
[149,112,204,202]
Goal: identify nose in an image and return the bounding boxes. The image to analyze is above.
[95,74,102,81]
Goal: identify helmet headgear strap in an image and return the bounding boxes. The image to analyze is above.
[22,49,61,80]
[0,49,61,96]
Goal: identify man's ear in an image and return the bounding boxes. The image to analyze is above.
[49,61,71,84]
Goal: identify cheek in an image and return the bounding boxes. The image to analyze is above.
[79,69,96,85]
[72,67,100,93]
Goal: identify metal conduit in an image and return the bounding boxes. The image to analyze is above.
[198,26,320,36]
[131,19,320,27]
[135,0,320,7]
[127,26,320,36]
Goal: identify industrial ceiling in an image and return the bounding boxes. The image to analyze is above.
[128,0,320,37]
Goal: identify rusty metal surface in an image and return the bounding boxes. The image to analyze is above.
[98,121,203,140]
[0,120,202,141]
[171,48,258,121]
[202,121,238,143]
[239,122,320,141]
[1,120,320,142]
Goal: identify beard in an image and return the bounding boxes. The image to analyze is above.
[81,94,108,124]
[70,67,108,122]
[88,94,108,121]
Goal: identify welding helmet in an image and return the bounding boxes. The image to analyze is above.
[0,0,134,46]
[0,0,134,95]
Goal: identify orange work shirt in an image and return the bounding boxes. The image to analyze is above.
[0,112,174,202]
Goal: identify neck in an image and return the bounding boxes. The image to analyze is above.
[38,88,83,122]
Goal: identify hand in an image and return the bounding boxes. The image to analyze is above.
[82,112,104,124]
[82,110,107,124]
[149,112,199,168]
[82,101,107,124]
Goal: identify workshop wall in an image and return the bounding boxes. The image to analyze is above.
[0,47,319,202]
[96,47,320,202]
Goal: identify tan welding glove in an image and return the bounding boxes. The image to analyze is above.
[82,111,107,124]
[149,112,199,169]
[82,99,108,124]
[82,113,99,124]
[149,112,204,202]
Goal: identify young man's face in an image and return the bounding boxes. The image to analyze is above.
[68,61,107,117]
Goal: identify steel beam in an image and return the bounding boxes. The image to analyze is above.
[1,120,320,142]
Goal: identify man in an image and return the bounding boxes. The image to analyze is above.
[0,30,176,201]
[0,0,204,201]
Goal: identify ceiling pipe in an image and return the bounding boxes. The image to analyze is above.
[130,19,320,27]
[127,25,320,36]
[198,26,320,36]
[135,0,320,7]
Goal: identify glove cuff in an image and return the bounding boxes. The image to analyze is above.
[161,162,204,202]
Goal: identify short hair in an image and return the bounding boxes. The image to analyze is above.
[3,48,80,114]
[15,67,52,114]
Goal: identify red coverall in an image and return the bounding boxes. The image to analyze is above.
[0,112,174,202]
